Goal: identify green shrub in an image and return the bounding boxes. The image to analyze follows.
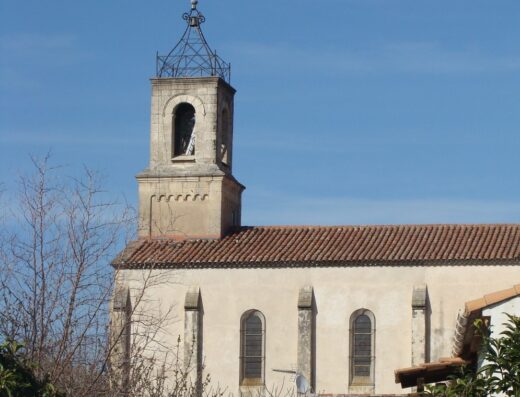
[0,340,65,397]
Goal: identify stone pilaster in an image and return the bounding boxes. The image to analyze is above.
[110,285,131,396]
[411,284,428,366]
[184,287,203,395]
[297,286,316,392]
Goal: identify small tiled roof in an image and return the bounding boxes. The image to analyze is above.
[395,357,468,388]
[398,282,520,389]
[465,283,520,314]
[113,224,520,268]
[453,282,520,358]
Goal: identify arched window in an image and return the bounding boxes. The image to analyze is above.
[350,309,375,386]
[240,310,265,386]
[173,103,196,156]
[220,108,230,165]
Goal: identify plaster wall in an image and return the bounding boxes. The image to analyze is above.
[120,263,520,395]
[482,296,520,333]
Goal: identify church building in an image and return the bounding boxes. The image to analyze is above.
[110,2,520,395]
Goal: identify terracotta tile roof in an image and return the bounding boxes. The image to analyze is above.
[397,282,520,389]
[395,357,469,388]
[453,282,520,358]
[113,224,520,268]
[465,283,520,314]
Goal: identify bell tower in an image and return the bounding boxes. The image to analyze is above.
[137,0,244,239]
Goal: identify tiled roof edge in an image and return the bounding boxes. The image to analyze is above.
[464,283,520,314]
[113,257,520,270]
[111,240,144,267]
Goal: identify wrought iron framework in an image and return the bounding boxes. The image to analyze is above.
[156,0,231,82]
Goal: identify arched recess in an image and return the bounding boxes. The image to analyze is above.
[173,103,196,156]
[162,94,206,118]
[349,308,376,387]
[240,310,266,387]
[162,94,206,159]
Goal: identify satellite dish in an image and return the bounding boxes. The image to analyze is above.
[295,374,310,394]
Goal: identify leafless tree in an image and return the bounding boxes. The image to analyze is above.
[0,155,228,397]
[0,156,296,397]
[0,155,134,395]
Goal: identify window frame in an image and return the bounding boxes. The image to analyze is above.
[240,310,266,387]
[349,308,376,387]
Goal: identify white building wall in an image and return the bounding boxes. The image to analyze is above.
[122,263,520,395]
[482,296,520,333]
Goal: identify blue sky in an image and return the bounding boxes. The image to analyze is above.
[1,0,520,226]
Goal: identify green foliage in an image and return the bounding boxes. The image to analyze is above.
[424,366,488,397]
[0,340,65,397]
[424,314,520,397]
[480,314,520,396]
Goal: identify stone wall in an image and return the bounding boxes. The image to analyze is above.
[137,77,244,239]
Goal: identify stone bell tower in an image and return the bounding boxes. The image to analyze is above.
[137,0,244,239]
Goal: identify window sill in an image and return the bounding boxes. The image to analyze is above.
[172,155,195,162]
[349,382,374,395]
[350,377,374,386]
[240,378,264,387]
